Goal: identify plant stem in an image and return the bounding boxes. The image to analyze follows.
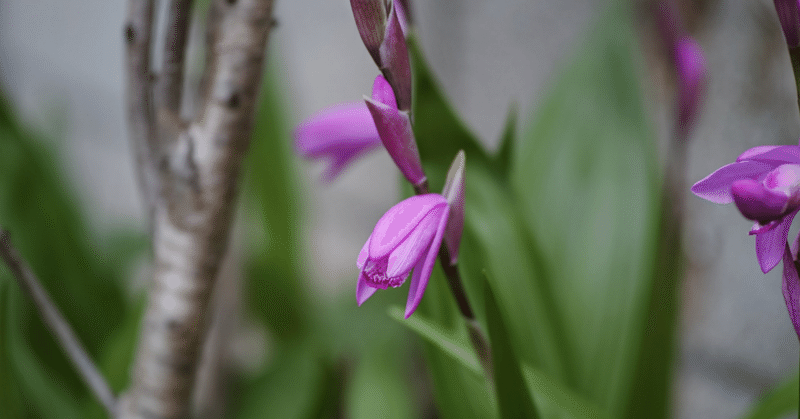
[413,179,493,377]
[790,47,800,113]
[413,181,474,319]
[0,229,118,417]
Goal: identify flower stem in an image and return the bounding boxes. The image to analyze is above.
[790,47,800,114]
[413,179,493,377]
[412,181,474,319]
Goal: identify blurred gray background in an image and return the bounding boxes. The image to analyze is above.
[1,0,798,417]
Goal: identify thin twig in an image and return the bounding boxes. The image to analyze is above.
[0,229,118,417]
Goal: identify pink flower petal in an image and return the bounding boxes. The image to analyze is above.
[691,160,774,204]
[405,204,449,318]
[357,272,378,306]
[782,243,800,340]
[756,211,797,273]
[368,194,447,259]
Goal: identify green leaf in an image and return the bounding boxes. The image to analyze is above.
[622,185,683,419]
[483,274,539,419]
[345,347,416,419]
[460,166,569,379]
[0,278,23,418]
[413,266,497,419]
[231,344,335,419]
[410,31,570,383]
[740,372,799,419]
[388,306,481,375]
[409,37,494,188]
[494,105,518,178]
[521,363,608,419]
[0,90,140,415]
[510,4,660,416]
[243,60,309,340]
[4,285,83,419]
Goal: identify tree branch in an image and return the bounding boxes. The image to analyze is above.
[155,0,193,115]
[120,0,275,417]
[0,229,118,418]
[125,0,159,228]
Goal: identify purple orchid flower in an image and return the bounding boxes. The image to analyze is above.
[357,194,450,318]
[365,74,426,188]
[783,241,800,340]
[692,143,800,273]
[774,0,800,47]
[294,102,383,182]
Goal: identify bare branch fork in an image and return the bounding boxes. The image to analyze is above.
[122,0,276,417]
[0,229,118,417]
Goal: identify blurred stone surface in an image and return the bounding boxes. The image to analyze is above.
[2,0,799,417]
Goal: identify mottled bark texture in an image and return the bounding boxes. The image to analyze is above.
[121,0,275,417]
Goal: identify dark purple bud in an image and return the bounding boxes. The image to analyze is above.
[774,0,800,47]
[350,0,387,66]
[379,3,412,111]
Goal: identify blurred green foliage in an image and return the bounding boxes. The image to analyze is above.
[0,92,148,418]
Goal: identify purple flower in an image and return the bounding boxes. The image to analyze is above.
[356,194,450,318]
[674,37,707,139]
[782,242,800,340]
[365,74,426,187]
[294,102,383,182]
[692,143,800,272]
[656,1,707,139]
[774,0,800,48]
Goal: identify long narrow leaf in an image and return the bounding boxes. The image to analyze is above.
[388,305,481,375]
[741,372,799,419]
[521,363,609,419]
[484,273,539,419]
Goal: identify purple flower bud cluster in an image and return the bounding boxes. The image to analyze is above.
[294,0,465,317]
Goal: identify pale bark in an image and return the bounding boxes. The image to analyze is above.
[155,0,193,115]
[121,0,275,417]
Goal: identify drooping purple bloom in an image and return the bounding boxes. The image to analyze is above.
[441,151,465,265]
[782,242,800,340]
[294,102,383,182]
[357,194,450,318]
[692,143,800,272]
[365,74,426,187]
[350,0,412,111]
[774,0,800,47]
